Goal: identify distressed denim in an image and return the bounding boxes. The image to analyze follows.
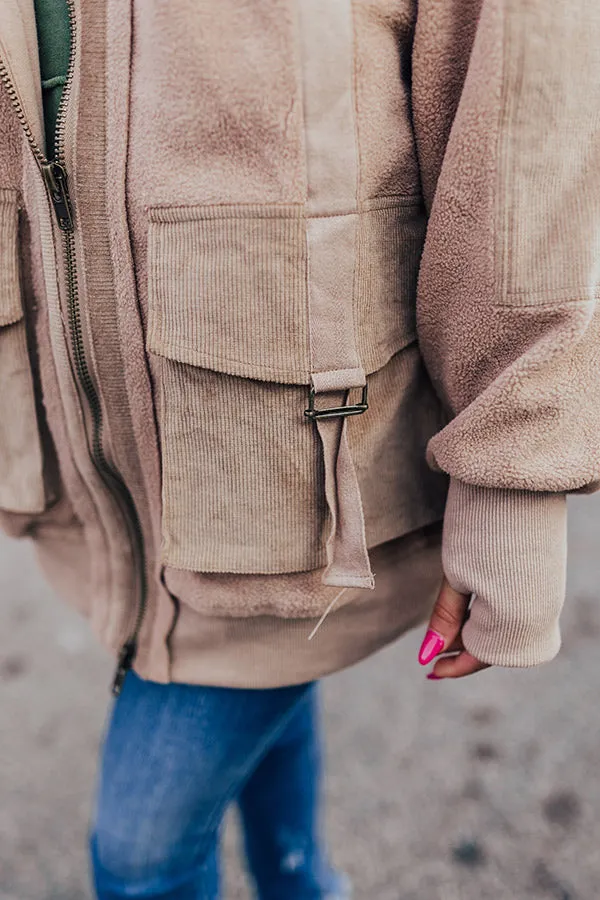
[90,672,350,899]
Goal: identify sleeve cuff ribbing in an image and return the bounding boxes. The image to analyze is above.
[442,478,567,667]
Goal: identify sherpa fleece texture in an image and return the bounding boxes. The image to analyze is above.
[412,0,600,664]
[0,0,598,684]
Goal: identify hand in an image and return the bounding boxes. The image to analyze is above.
[418,576,491,679]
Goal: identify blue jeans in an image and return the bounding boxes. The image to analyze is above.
[90,672,349,899]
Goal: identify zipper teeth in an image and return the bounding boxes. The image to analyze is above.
[55,0,148,644]
[64,233,147,631]
[0,61,46,165]
[0,0,148,655]
[0,0,76,167]
[54,0,77,164]
[64,238,106,467]
[63,236,146,640]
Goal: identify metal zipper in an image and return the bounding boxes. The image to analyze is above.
[0,0,146,696]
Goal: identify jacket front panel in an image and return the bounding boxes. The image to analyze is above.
[0,52,134,653]
[0,0,453,682]
[126,0,448,589]
[3,0,600,682]
[0,0,173,678]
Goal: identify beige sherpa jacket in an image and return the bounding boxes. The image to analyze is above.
[0,0,597,690]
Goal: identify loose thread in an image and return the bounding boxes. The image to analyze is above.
[307,587,348,641]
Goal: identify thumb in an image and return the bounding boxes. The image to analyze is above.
[418,576,471,666]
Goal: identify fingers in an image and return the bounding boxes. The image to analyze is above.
[445,633,465,654]
[418,577,470,666]
[418,576,490,680]
[430,651,491,680]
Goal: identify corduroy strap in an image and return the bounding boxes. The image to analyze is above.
[308,368,374,590]
[303,215,375,591]
[297,0,374,590]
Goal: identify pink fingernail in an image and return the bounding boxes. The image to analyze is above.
[418,630,445,666]
[427,673,442,681]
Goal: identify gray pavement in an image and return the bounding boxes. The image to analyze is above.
[1,493,599,899]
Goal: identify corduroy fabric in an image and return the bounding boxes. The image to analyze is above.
[152,341,447,584]
[147,205,309,384]
[0,189,45,513]
[297,0,373,588]
[147,201,422,385]
[157,365,326,574]
[314,402,374,589]
[146,197,443,581]
[303,210,372,587]
[443,479,566,666]
[0,190,23,325]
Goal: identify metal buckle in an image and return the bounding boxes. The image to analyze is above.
[304,383,368,420]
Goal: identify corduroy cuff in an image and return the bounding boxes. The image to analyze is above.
[442,478,567,667]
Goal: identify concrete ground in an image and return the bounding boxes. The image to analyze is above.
[1,493,599,900]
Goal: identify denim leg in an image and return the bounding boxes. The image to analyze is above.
[238,687,350,900]
[90,671,314,900]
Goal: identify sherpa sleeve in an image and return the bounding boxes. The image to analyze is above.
[410,0,600,666]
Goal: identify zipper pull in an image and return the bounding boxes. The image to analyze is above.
[41,162,74,232]
[111,639,137,697]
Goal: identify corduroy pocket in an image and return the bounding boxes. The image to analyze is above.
[146,201,441,576]
[0,190,46,514]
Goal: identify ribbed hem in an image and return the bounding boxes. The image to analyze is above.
[442,478,567,667]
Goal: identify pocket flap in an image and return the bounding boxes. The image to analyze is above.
[0,189,25,328]
[147,200,426,384]
[148,204,311,384]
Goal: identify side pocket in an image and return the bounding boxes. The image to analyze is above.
[0,190,46,513]
[147,204,324,575]
[147,202,438,577]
